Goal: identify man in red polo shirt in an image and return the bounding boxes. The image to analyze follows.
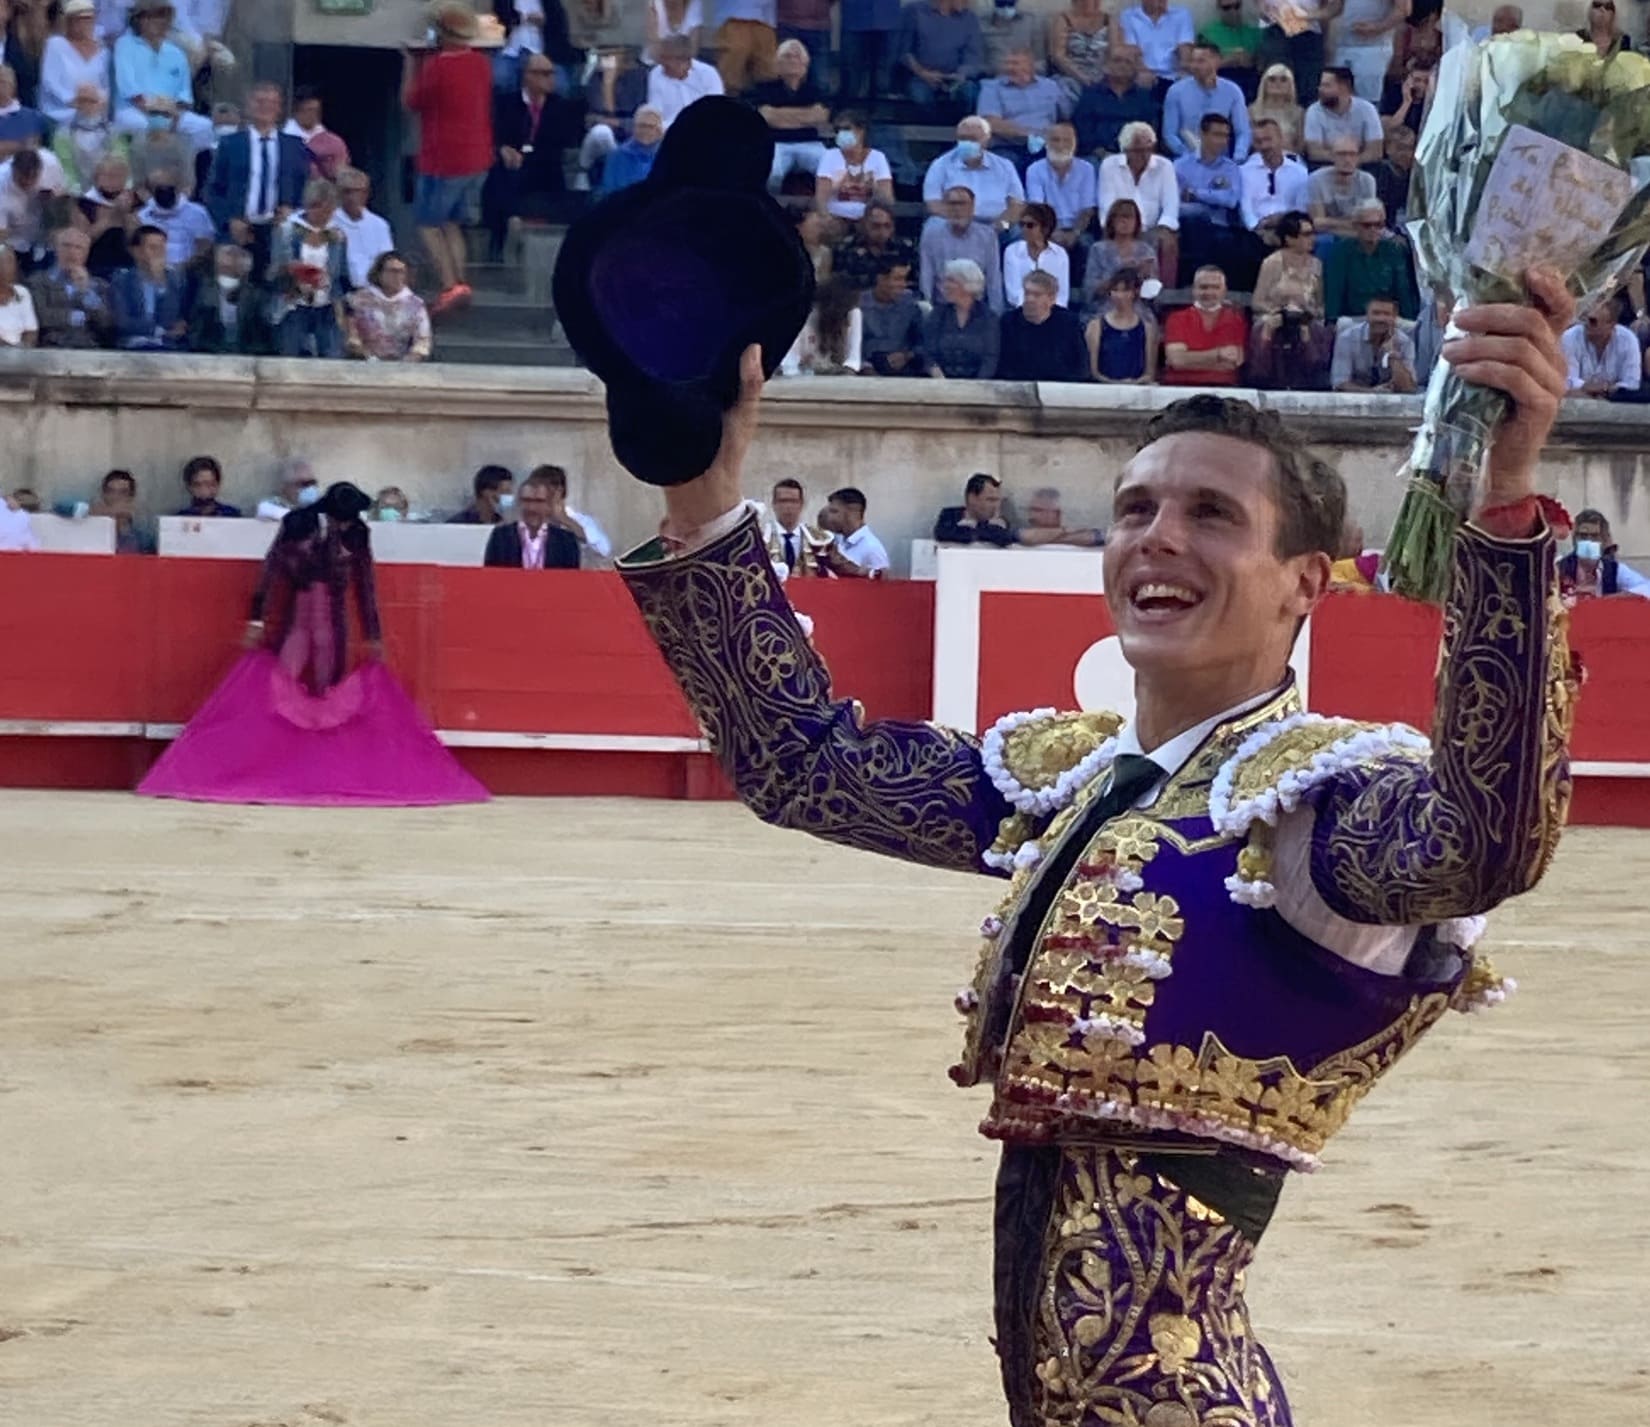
[402,1,494,314]
[1161,264,1248,385]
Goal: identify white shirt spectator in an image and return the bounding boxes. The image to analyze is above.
[1098,152,1180,231]
[566,506,613,559]
[1003,239,1071,307]
[1562,321,1642,394]
[501,0,547,55]
[646,59,725,130]
[0,502,40,549]
[137,193,216,267]
[1240,151,1309,227]
[334,206,396,289]
[836,523,890,574]
[815,146,893,222]
[1303,97,1383,151]
[0,150,68,195]
[0,283,38,346]
[40,35,114,126]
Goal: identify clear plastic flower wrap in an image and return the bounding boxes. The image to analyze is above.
[1384,32,1650,604]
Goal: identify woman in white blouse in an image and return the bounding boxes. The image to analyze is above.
[41,0,112,127]
[1002,202,1071,308]
[780,275,864,376]
[812,112,894,225]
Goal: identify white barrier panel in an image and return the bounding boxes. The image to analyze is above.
[158,517,492,566]
[29,514,117,554]
[158,515,276,560]
[369,523,491,566]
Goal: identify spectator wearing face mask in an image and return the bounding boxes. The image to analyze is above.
[813,111,893,222]
[1023,122,1096,252]
[256,458,321,523]
[136,163,214,268]
[1559,508,1650,599]
[53,83,126,194]
[371,486,411,522]
[79,154,140,279]
[188,242,272,354]
[449,464,516,524]
[482,469,581,569]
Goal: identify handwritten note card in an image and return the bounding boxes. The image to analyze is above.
[1465,125,1635,280]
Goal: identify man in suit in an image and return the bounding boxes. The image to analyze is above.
[482,470,581,569]
[483,52,584,259]
[202,80,309,282]
[110,222,189,348]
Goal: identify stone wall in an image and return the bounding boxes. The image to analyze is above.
[2,352,1646,571]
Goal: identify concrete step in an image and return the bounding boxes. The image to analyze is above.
[436,331,578,366]
[434,289,557,341]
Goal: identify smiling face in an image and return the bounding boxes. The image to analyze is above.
[1103,433,1327,686]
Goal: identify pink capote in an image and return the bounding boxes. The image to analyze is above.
[138,649,489,807]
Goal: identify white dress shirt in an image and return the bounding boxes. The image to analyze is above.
[646,60,725,129]
[1116,684,1418,975]
[835,523,890,574]
[334,207,396,289]
[244,125,282,223]
[565,505,613,559]
[1561,322,1642,394]
[1098,153,1180,232]
[1002,239,1071,307]
[1240,151,1309,227]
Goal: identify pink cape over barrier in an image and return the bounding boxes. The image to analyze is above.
[138,650,490,807]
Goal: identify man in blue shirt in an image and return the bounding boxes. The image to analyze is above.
[1118,0,1195,92]
[1162,41,1250,159]
[1071,49,1160,157]
[599,105,663,195]
[895,0,985,116]
[113,0,214,156]
[921,114,1025,229]
[1173,113,1262,287]
[839,0,903,101]
[976,48,1063,172]
[1025,123,1098,247]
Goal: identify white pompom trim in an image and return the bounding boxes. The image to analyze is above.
[1209,714,1431,837]
[1224,873,1278,908]
[982,707,1119,818]
[1458,974,1517,1014]
[1118,948,1173,980]
[1435,915,1487,950]
[1071,1013,1147,1047]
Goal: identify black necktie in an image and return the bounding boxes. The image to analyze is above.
[783,530,797,571]
[260,135,275,217]
[1267,168,1277,196]
[993,751,1165,1030]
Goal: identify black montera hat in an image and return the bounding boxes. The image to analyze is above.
[552,96,817,487]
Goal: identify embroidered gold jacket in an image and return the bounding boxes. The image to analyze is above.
[619,513,1575,1171]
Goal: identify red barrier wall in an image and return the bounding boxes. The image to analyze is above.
[0,555,1644,823]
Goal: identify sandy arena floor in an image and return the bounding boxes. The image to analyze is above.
[2,792,1647,1427]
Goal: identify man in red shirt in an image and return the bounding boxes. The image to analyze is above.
[1161,264,1248,385]
[401,1,495,314]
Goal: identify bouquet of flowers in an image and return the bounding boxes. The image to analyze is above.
[1384,32,1650,604]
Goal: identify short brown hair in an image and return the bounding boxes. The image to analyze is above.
[527,463,567,493]
[1136,396,1346,559]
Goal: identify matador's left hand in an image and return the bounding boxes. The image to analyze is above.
[1442,266,1575,510]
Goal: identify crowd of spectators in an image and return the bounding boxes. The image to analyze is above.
[9,0,1650,406]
